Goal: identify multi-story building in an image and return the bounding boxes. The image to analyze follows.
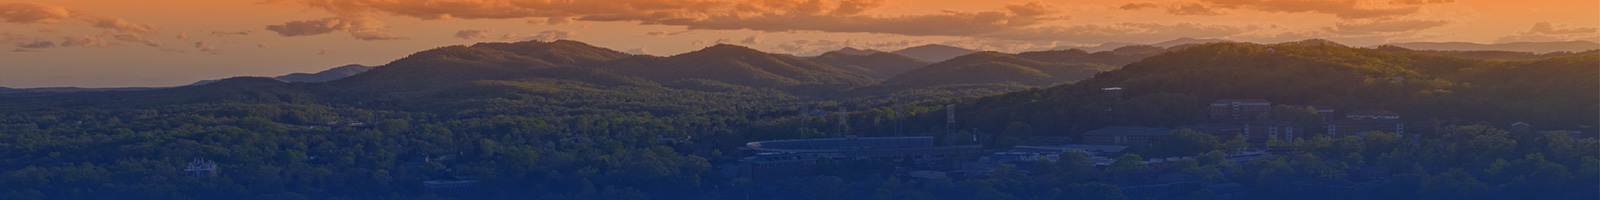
[1210,99,1272,122]
[743,136,982,163]
[1177,123,1245,139]
[1083,126,1172,146]
[1242,120,1303,143]
[1345,110,1400,120]
[737,153,820,181]
[1327,119,1404,137]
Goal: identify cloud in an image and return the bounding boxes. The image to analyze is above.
[1118,3,1160,10]
[1390,0,1454,5]
[112,34,162,47]
[318,49,332,55]
[257,43,271,48]
[625,47,650,55]
[526,30,577,41]
[60,35,109,47]
[177,31,189,39]
[265,17,408,40]
[1168,3,1225,16]
[16,40,54,49]
[194,41,220,53]
[1525,22,1598,35]
[740,34,763,45]
[267,0,1066,40]
[984,22,1263,43]
[211,30,252,36]
[0,2,159,34]
[1496,22,1600,43]
[78,15,159,34]
[455,29,495,39]
[641,30,694,37]
[0,2,73,24]
[1325,19,1450,35]
[496,30,576,41]
[1197,0,1444,19]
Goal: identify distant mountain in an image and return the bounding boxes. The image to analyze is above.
[191,64,375,86]
[329,40,638,93]
[277,64,375,82]
[1151,37,1234,48]
[1015,45,1168,67]
[1275,39,1348,47]
[891,44,978,62]
[833,47,885,56]
[1384,40,1598,53]
[607,44,874,90]
[951,42,1597,133]
[885,51,1116,87]
[806,52,929,80]
[1057,38,1234,52]
[0,86,158,94]
[1375,45,1600,60]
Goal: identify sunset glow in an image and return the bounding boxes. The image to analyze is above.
[1,0,1595,88]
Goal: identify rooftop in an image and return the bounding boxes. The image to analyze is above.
[1211,99,1270,104]
[1084,126,1172,136]
[745,136,938,152]
[743,153,816,162]
[1011,145,1129,153]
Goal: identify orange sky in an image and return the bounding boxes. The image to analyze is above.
[0,0,1595,88]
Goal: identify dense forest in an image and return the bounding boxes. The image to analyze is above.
[0,40,1594,200]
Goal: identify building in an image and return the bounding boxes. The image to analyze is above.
[1210,99,1272,122]
[1327,119,1404,137]
[1083,126,1172,146]
[1344,110,1399,120]
[423,180,480,195]
[184,158,219,178]
[1102,87,1124,100]
[737,153,820,181]
[1177,123,1244,139]
[1309,105,1336,116]
[744,136,982,163]
[1010,144,1129,157]
[1242,120,1303,143]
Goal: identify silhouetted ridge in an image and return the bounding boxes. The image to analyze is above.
[807,51,929,80]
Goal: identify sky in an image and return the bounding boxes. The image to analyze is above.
[0,0,1595,88]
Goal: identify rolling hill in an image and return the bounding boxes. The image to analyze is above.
[1384,40,1599,53]
[806,51,929,80]
[885,51,1116,87]
[941,42,1598,135]
[892,44,978,62]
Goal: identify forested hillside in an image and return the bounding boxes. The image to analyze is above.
[0,40,1594,200]
[935,42,1597,137]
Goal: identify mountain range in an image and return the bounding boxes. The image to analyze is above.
[891,44,980,62]
[1383,40,1599,53]
[191,64,374,86]
[10,38,1595,104]
[1056,37,1235,52]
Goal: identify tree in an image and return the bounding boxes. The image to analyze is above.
[1163,129,1220,156]
[1419,169,1486,200]
[1106,154,1148,180]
